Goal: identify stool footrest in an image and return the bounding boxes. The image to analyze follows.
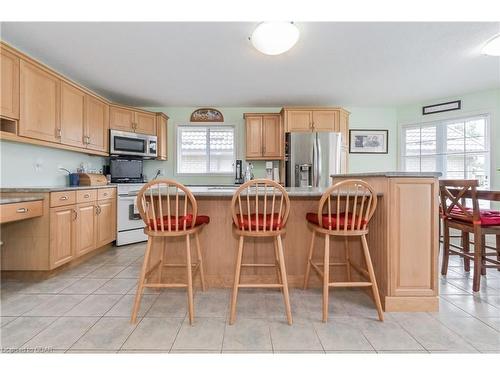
[241,263,276,267]
[238,283,283,288]
[143,283,187,288]
[329,282,372,287]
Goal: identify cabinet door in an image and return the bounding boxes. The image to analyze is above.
[339,110,349,146]
[156,114,168,160]
[0,48,20,119]
[262,115,283,159]
[96,199,116,248]
[60,82,85,147]
[74,202,97,257]
[312,110,338,132]
[286,110,311,132]
[19,60,60,142]
[85,95,109,152]
[109,106,135,132]
[135,111,156,135]
[245,116,263,159]
[50,206,74,268]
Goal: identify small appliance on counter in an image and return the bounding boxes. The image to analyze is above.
[265,161,274,179]
[234,159,244,184]
[109,157,145,183]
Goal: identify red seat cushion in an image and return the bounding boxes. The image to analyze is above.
[149,214,210,230]
[306,212,367,230]
[448,207,500,227]
[235,213,283,231]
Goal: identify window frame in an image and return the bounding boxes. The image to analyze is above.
[175,124,236,177]
[399,113,491,188]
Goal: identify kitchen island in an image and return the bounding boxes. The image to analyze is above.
[146,172,440,312]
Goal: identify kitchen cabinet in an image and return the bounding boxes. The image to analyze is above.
[110,105,157,135]
[156,113,168,160]
[50,205,75,267]
[244,113,283,160]
[0,47,20,120]
[60,81,85,148]
[96,198,116,248]
[19,59,61,143]
[281,107,350,138]
[85,95,109,152]
[74,202,97,257]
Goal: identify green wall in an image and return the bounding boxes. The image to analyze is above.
[396,89,500,189]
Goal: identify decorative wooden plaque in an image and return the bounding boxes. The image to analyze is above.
[190,108,224,122]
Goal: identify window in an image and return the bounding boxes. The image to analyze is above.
[401,115,490,188]
[177,125,235,175]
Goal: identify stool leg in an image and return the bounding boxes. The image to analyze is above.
[276,234,292,325]
[473,227,482,292]
[497,235,500,271]
[186,234,194,325]
[303,230,316,289]
[322,234,330,323]
[361,234,383,321]
[273,238,282,284]
[462,232,470,272]
[156,238,166,289]
[195,232,207,292]
[131,237,153,324]
[229,235,244,325]
[344,237,351,282]
[481,235,487,276]
[441,220,450,276]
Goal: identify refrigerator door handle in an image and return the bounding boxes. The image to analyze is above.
[315,133,322,187]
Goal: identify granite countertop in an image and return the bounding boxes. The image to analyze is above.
[0,185,117,193]
[0,195,45,205]
[331,172,442,178]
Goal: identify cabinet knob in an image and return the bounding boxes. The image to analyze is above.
[16,208,28,213]
[60,196,68,201]
[84,194,90,198]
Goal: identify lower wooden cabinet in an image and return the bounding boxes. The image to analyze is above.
[50,205,75,268]
[96,198,116,248]
[74,202,97,257]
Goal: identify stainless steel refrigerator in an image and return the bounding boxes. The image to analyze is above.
[285,132,344,188]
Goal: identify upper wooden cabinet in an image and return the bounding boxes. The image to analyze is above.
[85,95,109,152]
[156,113,168,160]
[110,105,156,135]
[281,107,350,134]
[244,113,283,160]
[60,81,85,148]
[0,47,20,120]
[19,60,61,143]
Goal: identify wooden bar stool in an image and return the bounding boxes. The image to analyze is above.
[439,179,500,292]
[130,179,209,325]
[229,179,292,325]
[303,179,383,322]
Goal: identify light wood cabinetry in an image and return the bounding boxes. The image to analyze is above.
[156,113,168,160]
[312,110,338,132]
[0,200,43,224]
[285,110,312,132]
[281,107,350,137]
[110,105,157,135]
[50,205,75,267]
[0,47,20,120]
[85,95,109,152]
[244,113,283,160]
[19,59,61,143]
[0,187,117,271]
[60,81,85,148]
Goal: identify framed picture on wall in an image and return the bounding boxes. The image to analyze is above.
[349,129,388,154]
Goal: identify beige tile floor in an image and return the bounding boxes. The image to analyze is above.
[1,241,499,353]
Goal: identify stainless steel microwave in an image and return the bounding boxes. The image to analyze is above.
[109,130,157,158]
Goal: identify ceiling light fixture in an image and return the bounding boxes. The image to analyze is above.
[482,34,500,56]
[250,22,299,56]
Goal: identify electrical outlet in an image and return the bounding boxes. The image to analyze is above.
[34,158,43,172]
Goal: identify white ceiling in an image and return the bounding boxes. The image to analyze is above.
[1,22,499,107]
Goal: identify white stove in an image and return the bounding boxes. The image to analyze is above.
[116,183,147,246]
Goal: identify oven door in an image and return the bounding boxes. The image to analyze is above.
[117,195,145,232]
[110,130,149,157]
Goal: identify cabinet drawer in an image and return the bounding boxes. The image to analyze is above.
[98,188,116,200]
[76,189,97,203]
[0,200,43,224]
[50,191,76,207]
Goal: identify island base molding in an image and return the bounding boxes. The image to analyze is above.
[384,296,439,312]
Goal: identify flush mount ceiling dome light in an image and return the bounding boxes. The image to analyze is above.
[250,22,299,55]
[482,34,500,56]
